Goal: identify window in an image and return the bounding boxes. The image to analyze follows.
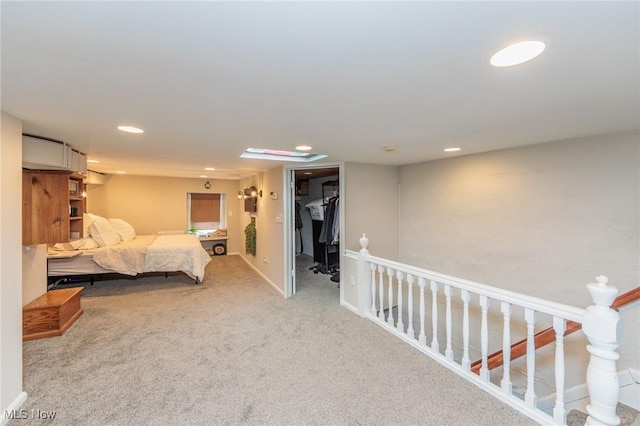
[187,193,226,236]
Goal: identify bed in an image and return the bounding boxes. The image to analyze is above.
[48,215,211,284]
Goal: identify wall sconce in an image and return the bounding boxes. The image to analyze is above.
[237,191,244,200]
[204,180,211,189]
[244,186,262,198]
[270,191,278,200]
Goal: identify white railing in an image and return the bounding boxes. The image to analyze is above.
[348,233,622,426]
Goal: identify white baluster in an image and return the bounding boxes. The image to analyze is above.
[406,274,415,339]
[501,301,513,395]
[583,275,621,426]
[444,284,453,361]
[418,277,427,347]
[553,316,567,424]
[377,265,385,321]
[396,270,405,332]
[430,280,439,353]
[524,308,537,408]
[387,268,395,327]
[369,263,377,316]
[479,295,490,382]
[461,290,471,371]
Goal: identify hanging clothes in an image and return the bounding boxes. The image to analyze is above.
[295,202,303,255]
[318,196,339,245]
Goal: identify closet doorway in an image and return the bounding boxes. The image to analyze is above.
[285,164,343,300]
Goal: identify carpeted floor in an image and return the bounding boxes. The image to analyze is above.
[14,255,536,425]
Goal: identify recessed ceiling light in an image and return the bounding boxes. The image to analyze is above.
[204,167,215,171]
[383,146,396,152]
[444,147,461,152]
[117,125,144,134]
[87,159,99,163]
[490,40,546,67]
[115,170,127,174]
[199,175,208,178]
[296,145,313,151]
[303,172,313,175]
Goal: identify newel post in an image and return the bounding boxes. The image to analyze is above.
[582,275,621,426]
[356,233,372,317]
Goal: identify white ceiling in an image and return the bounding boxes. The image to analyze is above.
[2,1,638,180]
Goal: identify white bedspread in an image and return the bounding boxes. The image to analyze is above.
[145,234,211,281]
[91,235,156,277]
[91,234,211,281]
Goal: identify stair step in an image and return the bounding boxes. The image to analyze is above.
[567,403,639,426]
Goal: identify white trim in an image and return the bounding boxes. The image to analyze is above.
[341,300,359,315]
[284,168,294,298]
[1,391,28,426]
[628,367,640,384]
[356,250,584,322]
[538,367,640,413]
[344,250,358,261]
[283,162,344,300]
[237,254,284,296]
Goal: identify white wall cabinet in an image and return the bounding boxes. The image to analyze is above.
[23,135,87,175]
[86,170,105,185]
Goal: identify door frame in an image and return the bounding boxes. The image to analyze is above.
[283,162,344,299]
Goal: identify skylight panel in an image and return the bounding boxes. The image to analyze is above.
[241,148,328,163]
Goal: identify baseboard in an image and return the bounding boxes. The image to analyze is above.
[620,367,640,410]
[538,367,639,413]
[1,391,28,426]
[237,254,284,296]
[340,300,359,315]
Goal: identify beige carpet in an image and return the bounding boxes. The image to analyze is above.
[14,255,535,425]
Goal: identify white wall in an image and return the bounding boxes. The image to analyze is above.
[344,163,400,258]
[342,162,400,310]
[399,131,638,303]
[398,131,639,375]
[22,245,47,306]
[237,167,286,294]
[1,111,27,421]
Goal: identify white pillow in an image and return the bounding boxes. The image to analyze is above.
[109,218,136,242]
[89,216,121,247]
[70,237,100,250]
[83,213,94,238]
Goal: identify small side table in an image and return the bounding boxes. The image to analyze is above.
[23,287,83,341]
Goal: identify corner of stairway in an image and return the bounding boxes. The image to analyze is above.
[567,403,640,426]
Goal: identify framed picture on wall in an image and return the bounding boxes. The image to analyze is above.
[296,180,309,196]
[69,179,78,197]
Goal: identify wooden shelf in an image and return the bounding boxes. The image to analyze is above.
[23,287,83,341]
[22,170,85,245]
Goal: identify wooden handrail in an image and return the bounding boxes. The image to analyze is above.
[471,287,640,375]
[612,287,640,310]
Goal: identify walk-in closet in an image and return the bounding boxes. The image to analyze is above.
[293,167,340,291]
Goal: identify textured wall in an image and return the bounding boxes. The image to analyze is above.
[399,131,638,305]
[344,163,400,259]
[398,131,639,374]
